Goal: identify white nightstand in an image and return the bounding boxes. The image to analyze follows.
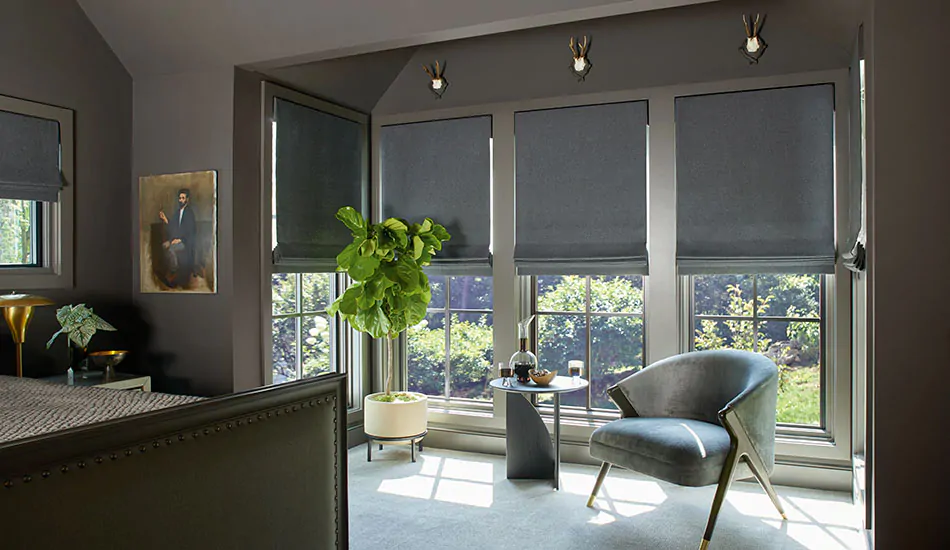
[42,372,152,392]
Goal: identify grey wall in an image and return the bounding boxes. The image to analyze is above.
[0,0,132,375]
[868,0,950,546]
[131,69,236,395]
[375,0,854,115]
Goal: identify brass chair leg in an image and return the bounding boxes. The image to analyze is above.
[587,462,612,507]
[745,450,787,520]
[700,448,739,549]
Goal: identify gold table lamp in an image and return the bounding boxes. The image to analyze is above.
[0,293,54,377]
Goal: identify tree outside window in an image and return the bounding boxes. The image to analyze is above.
[692,274,823,426]
[408,276,494,401]
[534,275,645,411]
[0,199,37,266]
[271,272,336,383]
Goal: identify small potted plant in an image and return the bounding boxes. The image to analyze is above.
[327,206,450,441]
[46,304,116,377]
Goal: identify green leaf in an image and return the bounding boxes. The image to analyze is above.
[363,273,394,300]
[336,206,366,236]
[412,236,424,259]
[421,218,433,233]
[355,304,390,339]
[393,256,419,292]
[431,224,451,242]
[336,242,360,270]
[329,285,361,316]
[405,294,428,326]
[358,238,376,257]
[348,254,380,281]
[382,218,408,233]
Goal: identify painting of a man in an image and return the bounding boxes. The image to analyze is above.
[158,188,197,287]
[139,171,216,293]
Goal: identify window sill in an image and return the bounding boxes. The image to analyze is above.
[0,265,71,290]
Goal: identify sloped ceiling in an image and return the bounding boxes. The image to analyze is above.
[75,0,718,78]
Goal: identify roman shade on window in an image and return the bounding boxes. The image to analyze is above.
[380,116,492,276]
[514,101,648,276]
[273,97,367,271]
[0,110,62,202]
[842,34,866,272]
[675,84,836,274]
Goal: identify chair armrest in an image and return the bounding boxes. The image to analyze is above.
[719,371,778,472]
[606,384,638,418]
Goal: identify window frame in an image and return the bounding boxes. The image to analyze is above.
[0,95,74,290]
[371,68,853,481]
[261,81,368,413]
[688,273,828,434]
[530,274,646,415]
[0,199,42,268]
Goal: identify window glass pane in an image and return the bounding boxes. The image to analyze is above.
[761,320,821,426]
[693,319,756,352]
[537,313,586,407]
[449,313,493,400]
[0,199,35,265]
[428,276,446,310]
[590,275,643,314]
[693,275,753,317]
[272,273,296,315]
[301,272,332,313]
[449,276,493,310]
[757,274,821,318]
[302,314,332,378]
[272,317,297,383]
[407,312,446,397]
[537,275,585,312]
[591,315,644,410]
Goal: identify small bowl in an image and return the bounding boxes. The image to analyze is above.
[88,350,128,377]
[529,370,557,386]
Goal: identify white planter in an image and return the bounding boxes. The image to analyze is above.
[363,392,428,439]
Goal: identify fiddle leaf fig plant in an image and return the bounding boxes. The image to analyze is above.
[327,206,450,396]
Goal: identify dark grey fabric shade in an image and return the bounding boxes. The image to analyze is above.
[273,98,367,271]
[514,101,648,276]
[675,85,836,274]
[0,109,62,202]
[843,36,866,273]
[380,116,492,276]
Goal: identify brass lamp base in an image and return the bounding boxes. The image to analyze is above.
[0,294,54,377]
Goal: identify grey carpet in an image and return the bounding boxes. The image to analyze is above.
[349,446,866,550]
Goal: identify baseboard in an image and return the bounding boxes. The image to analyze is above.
[347,424,368,449]
[417,424,852,492]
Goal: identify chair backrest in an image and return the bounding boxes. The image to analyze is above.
[618,349,777,425]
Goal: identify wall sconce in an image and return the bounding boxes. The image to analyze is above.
[740,14,767,64]
[569,36,592,81]
[422,61,448,98]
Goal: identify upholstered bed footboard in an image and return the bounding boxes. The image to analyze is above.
[0,374,347,550]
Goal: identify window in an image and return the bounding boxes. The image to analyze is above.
[0,95,73,289]
[691,274,823,427]
[0,199,40,266]
[271,272,339,383]
[408,276,494,402]
[533,275,645,411]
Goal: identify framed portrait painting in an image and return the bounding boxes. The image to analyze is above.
[139,170,217,293]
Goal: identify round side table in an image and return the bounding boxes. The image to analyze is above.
[490,375,588,490]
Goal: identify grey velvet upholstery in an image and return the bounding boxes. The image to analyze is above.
[590,417,731,486]
[588,350,783,546]
[607,349,778,473]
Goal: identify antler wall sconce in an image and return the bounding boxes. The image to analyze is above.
[422,61,448,98]
[740,14,767,64]
[569,36,592,81]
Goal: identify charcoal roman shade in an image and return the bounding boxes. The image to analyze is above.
[273,97,367,271]
[380,116,492,275]
[514,101,648,275]
[675,84,836,274]
[0,110,62,202]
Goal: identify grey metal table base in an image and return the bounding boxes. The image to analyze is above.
[490,376,588,490]
[366,430,427,463]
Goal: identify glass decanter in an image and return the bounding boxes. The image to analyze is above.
[509,315,538,384]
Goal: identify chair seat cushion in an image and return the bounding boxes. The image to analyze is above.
[589,417,732,487]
